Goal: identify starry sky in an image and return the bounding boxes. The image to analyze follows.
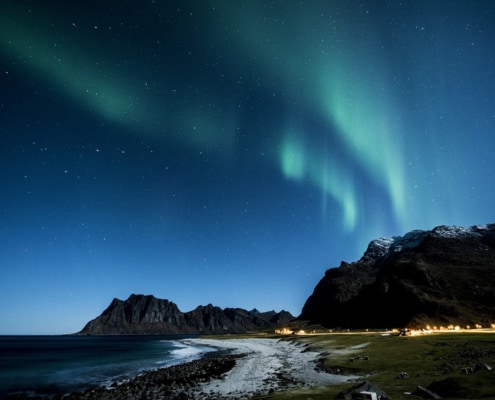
[1,0,494,334]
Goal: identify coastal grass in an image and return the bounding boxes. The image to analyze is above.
[253,331,495,400]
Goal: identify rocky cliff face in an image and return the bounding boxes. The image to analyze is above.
[300,224,495,329]
[79,294,294,335]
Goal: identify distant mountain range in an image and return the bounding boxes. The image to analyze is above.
[300,224,495,329]
[78,294,294,335]
[79,223,495,334]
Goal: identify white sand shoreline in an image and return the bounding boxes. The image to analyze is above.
[182,337,360,399]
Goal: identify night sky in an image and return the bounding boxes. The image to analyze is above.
[1,1,494,334]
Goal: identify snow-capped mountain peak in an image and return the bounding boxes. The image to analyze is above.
[362,224,492,262]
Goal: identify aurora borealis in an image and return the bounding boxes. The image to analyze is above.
[1,1,494,334]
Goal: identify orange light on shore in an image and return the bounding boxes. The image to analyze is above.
[274,328,293,335]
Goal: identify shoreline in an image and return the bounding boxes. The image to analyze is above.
[7,337,359,400]
[183,337,359,399]
[7,351,243,400]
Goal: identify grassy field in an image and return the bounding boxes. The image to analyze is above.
[253,330,495,400]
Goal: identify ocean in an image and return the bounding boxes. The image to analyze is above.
[0,335,214,398]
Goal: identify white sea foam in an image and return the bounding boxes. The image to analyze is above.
[167,341,216,364]
[0,336,208,397]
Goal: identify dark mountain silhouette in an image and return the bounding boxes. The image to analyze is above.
[300,224,495,329]
[78,294,294,335]
[250,309,295,325]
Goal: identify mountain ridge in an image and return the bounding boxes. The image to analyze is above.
[299,223,495,329]
[79,224,495,334]
[78,294,294,335]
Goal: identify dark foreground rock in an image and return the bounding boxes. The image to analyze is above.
[7,353,244,400]
[300,223,495,329]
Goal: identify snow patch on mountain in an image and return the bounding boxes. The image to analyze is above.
[364,224,491,261]
[430,224,490,238]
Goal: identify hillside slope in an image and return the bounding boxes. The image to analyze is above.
[300,224,495,329]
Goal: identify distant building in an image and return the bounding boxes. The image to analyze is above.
[274,327,293,334]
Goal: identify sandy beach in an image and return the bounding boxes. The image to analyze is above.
[182,337,359,399]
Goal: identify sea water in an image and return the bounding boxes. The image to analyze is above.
[0,335,213,397]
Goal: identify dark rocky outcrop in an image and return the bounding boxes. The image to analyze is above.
[300,224,495,329]
[78,294,294,335]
